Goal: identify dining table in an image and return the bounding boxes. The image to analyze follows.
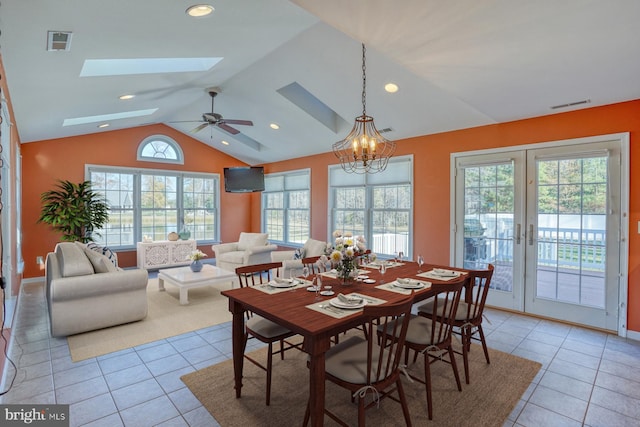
[221,261,470,427]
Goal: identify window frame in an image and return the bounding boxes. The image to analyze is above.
[86,164,220,250]
[137,134,184,165]
[328,155,414,259]
[261,168,311,246]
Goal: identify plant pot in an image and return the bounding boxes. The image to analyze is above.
[190,260,203,272]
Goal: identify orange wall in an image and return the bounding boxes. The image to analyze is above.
[21,124,252,277]
[262,100,640,333]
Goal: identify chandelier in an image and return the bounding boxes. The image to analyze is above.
[332,43,396,174]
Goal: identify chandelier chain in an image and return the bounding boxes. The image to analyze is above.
[361,43,366,116]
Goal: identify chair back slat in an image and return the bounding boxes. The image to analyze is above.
[425,282,464,347]
[463,264,495,323]
[364,295,413,385]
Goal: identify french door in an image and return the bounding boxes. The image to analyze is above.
[453,135,626,331]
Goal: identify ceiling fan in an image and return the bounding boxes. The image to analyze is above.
[177,89,253,135]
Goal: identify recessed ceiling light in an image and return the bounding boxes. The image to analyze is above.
[384,83,399,93]
[97,123,109,128]
[186,4,214,17]
[270,123,280,130]
[119,94,135,100]
[221,140,229,145]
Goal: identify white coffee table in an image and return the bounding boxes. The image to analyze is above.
[157,264,238,305]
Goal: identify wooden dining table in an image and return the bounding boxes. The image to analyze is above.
[221,261,469,427]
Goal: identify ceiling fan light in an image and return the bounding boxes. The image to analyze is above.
[186,5,214,17]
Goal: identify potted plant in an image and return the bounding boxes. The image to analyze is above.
[187,249,208,272]
[38,180,109,243]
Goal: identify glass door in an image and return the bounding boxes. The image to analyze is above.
[454,137,623,331]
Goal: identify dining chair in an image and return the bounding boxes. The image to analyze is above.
[235,261,300,406]
[416,264,494,384]
[394,282,464,420]
[303,295,414,427]
[301,255,323,273]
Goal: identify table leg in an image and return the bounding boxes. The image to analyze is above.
[180,288,189,305]
[229,300,246,398]
[158,276,165,292]
[307,334,330,427]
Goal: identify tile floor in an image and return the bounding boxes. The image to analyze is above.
[1,280,640,427]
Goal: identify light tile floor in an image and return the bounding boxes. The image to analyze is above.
[2,280,640,426]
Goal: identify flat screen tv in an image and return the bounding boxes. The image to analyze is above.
[224,166,265,193]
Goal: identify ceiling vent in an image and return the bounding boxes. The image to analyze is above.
[550,99,591,110]
[47,31,72,51]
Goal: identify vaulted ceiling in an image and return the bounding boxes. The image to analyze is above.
[2,0,640,165]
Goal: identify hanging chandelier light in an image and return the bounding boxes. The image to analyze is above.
[333,43,396,174]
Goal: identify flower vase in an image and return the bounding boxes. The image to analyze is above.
[190,260,203,272]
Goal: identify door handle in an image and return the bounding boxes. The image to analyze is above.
[515,224,521,244]
[528,224,534,245]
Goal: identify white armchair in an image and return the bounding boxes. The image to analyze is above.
[271,238,328,278]
[212,232,278,272]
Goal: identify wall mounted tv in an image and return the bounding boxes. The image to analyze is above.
[223,166,265,193]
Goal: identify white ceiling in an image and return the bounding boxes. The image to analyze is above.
[2,0,640,165]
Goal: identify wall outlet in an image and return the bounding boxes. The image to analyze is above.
[36,256,44,265]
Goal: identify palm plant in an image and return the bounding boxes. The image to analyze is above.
[38,180,109,243]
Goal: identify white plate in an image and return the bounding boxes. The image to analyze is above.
[320,290,335,296]
[357,275,369,280]
[269,279,297,288]
[363,279,376,284]
[393,280,425,289]
[307,286,321,292]
[330,298,366,309]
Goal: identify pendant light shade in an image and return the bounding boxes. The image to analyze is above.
[333,43,395,174]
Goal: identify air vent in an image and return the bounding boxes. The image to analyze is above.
[550,99,591,110]
[378,127,394,134]
[47,31,73,51]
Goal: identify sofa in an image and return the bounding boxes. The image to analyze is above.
[212,232,278,272]
[271,238,328,278]
[45,242,149,337]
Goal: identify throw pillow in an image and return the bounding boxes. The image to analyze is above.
[86,242,119,267]
[294,248,305,259]
[83,247,118,273]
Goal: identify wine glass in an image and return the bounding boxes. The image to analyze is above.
[398,251,405,264]
[302,266,310,283]
[417,254,425,273]
[379,262,387,284]
[315,275,323,299]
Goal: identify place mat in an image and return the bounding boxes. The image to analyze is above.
[306,292,387,318]
[320,269,371,279]
[418,269,467,281]
[253,279,312,294]
[362,261,404,269]
[376,281,432,295]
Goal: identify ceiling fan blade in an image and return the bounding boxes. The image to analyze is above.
[223,119,253,126]
[217,123,240,135]
[191,123,209,133]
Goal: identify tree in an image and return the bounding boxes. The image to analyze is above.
[38,180,109,242]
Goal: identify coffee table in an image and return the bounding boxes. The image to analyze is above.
[157,264,238,305]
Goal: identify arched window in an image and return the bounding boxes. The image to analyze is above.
[137,135,184,164]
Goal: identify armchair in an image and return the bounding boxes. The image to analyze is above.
[271,238,327,278]
[212,232,278,272]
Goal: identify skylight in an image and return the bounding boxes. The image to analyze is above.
[79,57,223,77]
[63,108,158,126]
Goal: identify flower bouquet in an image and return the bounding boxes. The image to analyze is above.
[327,231,367,284]
[187,249,207,272]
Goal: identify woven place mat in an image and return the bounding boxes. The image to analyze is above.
[418,269,467,281]
[320,269,372,279]
[375,280,432,295]
[306,292,387,318]
[253,279,313,294]
[362,261,404,269]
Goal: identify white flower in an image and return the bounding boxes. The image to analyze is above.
[187,250,208,261]
[330,250,343,263]
[332,230,342,238]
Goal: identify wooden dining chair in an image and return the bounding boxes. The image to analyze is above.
[235,262,300,406]
[303,295,414,427]
[396,282,464,420]
[301,255,323,273]
[416,264,494,384]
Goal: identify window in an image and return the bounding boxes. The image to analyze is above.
[87,165,219,248]
[329,156,413,258]
[262,169,310,245]
[137,135,184,164]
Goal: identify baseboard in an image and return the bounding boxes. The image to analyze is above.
[626,329,640,342]
[21,276,45,284]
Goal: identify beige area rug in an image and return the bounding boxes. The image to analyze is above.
[182,339,541,427]
[67,278,232,361]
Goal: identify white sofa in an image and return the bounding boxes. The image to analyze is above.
[212,232,278,272]
[45,242,149,337]
[271,238,327,278]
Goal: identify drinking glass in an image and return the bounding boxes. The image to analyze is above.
[302,266,310,283]
[398,251,405,263]
[379,262,387,284]
[417,254,424,273]
[315,275,323,299]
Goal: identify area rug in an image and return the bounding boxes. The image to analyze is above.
[181,340,541,426]
[67,278,232,361]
